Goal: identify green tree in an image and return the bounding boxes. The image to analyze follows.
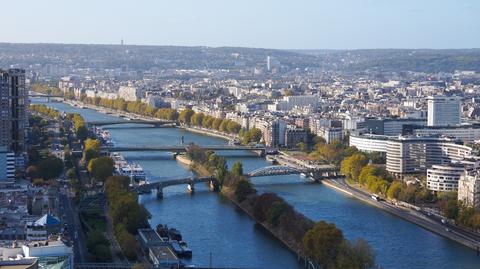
[340,153,369,181]
[297,142,307,152]
[88,157,114,183]
[234,179,255,202]
[76,125,88,141]
[191,113,204,127]
[226,121,241,134]
[267,201,290,227]
[444,200,459,219]
[335,239,376,269]
[303,221,344,268]
[387,181,404,199]
[84,138,101,151]
[212,118,223,130]
[179,109,195,125]
[231,161,243,176]
[83,148,99,164]
[38,157,64,180]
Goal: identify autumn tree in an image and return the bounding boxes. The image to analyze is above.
[179,108,195,125]
[303,221,344,268]
[88,157,114,183]
[340,153,369,181]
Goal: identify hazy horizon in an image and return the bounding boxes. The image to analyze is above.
[2,0,479,50]
[1,41,479,51]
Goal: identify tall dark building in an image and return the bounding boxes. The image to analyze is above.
[0,69,27,155]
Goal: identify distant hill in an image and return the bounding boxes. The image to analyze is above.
[294,49,480,73]
[1,43,479,73]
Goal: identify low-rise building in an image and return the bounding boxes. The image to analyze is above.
[118,86,141,102]
[285,128,308,149]
[318,127,343,144]
[458,170,480,210]
[427,163,466,192]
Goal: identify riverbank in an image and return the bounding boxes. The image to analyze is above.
[277,149,480,252]
[322,179,480,251]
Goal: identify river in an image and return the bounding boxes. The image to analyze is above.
[36,99,480,269]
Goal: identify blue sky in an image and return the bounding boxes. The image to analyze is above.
[3,0,479,49]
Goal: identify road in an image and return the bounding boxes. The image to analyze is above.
[325,178,480,252]
[60,181,89,262]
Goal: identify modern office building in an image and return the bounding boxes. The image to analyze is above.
[0,69,27,173]
[458,170,480,210]
[427,96,462,126]
[0,147,15,182]
[386,136,472,176]
[363,117,426,136]
[403,124,480,143]
[426,163,467,192]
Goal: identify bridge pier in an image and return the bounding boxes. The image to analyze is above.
[209,179,219,192]
[187,182,195,194]
[156,187,163,199]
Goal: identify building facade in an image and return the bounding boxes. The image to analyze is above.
[458,170,480,210]
[319,127,344,144]
[118,86,141,102]
[349,133,390,153]
[386,136,472,176]
[0,147,15,182]
[426,163,466,192]
[363,117,426,136]
[427,96,461,126]
[0,69,27,173]
[285,128,308,149]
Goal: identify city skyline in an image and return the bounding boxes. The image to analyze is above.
[2,0,479,49]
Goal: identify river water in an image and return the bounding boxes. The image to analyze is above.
[36,99,480,269]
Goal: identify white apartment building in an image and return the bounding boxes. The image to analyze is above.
[318,127,343,144]
[118,86,141,102]
[268,95,318,111]
[426,163,466,192]
[386,136,472,176]
[349,133,390,153]
[427,96,462,126]
[458,170,480,210]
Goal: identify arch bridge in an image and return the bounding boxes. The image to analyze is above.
[134,176,218,198]
[247,164,338,180]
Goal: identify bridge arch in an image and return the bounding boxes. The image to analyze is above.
[247,165,305,177]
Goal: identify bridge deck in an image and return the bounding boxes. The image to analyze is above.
[135,176,216,192]
[110,145,265,152]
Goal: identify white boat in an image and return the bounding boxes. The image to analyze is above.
[121,163,147,182]
[300,173,307,178]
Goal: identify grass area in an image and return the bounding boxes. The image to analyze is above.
[81,212,107,233]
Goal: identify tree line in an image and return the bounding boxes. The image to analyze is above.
[105,176,151,260]
[30,104,61,118]
[25,115,63,185]
[81,96,263,145]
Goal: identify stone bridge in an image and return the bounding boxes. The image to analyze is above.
[134,176,217,198]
